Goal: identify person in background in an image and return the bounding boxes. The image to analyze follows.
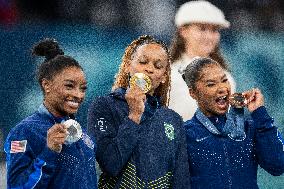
[88,35,190,189]
[4,38,97,189]
[169,0,236,121]
[183,57,284,189]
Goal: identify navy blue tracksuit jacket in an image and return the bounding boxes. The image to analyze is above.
[4,104,97,189]
[185,107,284,189]
[88,88,191,189]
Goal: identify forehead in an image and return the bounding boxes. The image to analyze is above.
[53,66,85,81]
[133,43,168,58]
[199,64,225,81]
[190,23,221,30]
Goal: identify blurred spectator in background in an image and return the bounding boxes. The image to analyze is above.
[0,0,17,24]
[8,0,284,32]
[169,0,236,121]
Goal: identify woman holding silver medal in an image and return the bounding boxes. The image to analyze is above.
[4,38,97,189]
[182,57,284,189]
[88,35,190,188]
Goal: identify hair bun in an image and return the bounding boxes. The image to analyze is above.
[32,38,64,61]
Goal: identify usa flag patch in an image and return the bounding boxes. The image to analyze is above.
[10,140,27,153]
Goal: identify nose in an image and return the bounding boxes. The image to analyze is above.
[217,84,229,95]
[72,88,85,101]
[144,63,154,75]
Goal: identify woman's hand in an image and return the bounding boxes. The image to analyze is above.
[243,88,264,112]
[125,85,146,124]
[47,124,67,153]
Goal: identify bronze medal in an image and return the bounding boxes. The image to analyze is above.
[229,93,247,108]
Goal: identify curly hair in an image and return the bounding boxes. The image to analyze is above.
[112,35,171,107]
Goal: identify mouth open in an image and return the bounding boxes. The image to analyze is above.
[66,100,80,109]
[215,95,229,109]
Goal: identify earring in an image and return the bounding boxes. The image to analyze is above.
[161,80,165,84]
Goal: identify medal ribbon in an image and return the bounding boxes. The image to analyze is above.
[196,108,246,141]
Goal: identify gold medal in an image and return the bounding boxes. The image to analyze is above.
[63,119,82,144]
[129,73,152,93]
[229,93,247,108]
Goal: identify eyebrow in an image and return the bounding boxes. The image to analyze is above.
[204,74,227,82]
[64,80,75,83]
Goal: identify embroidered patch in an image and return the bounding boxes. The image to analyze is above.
[97,117,107,132]
[164,123,175,141]
[82,133,95,150]
[10,140,27,153]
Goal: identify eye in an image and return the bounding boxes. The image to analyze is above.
[222,78,228,83]
[64,84,74,89]
[139,60,147,64]
[80,85,87,92]
[154,62,164,69]
[206,82,215,87]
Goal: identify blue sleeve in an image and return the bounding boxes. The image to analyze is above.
[4,127,59,189]
[87,96,141,177]
[251,106,284,176]
[172,118,191,189]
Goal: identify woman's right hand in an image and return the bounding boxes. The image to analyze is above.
[125,85,146,124]
[47,124,67,153]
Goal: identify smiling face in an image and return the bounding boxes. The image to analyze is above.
[42,66,87,117]
[127,43,169,94]
[190,64,231,116]
[180,23,220,57]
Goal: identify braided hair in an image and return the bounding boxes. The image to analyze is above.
[112,35,172,106]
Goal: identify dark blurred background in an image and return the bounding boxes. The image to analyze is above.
[1,0,284,188]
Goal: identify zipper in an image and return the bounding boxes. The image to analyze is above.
[223,143,232,189]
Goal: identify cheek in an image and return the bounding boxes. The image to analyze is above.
[53,87,69,100]
[212,33,220,45]
[199,89,214,101]
[156,70,167,80]
[188,32,202,44]
[129,61,143,73]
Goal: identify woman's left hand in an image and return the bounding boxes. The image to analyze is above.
[243,88,264,112]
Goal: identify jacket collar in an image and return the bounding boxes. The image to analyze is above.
[38,103,73,123]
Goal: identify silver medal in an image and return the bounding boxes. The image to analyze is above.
[63,119,82,144]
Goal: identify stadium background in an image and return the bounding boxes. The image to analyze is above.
[1,0,283,188]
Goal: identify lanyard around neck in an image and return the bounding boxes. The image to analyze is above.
[196,108,246,141]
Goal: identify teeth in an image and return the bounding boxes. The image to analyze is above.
[218,96,227,100]
[67,101,79,107]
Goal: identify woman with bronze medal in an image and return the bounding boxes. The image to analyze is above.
[182,57,284,189]
[88,35,191,188]
[4,39,97,189]
[169,0,236,122]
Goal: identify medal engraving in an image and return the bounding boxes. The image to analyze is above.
[229,93,247,108]
[63,119,82,144]
[129,73,152,93]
